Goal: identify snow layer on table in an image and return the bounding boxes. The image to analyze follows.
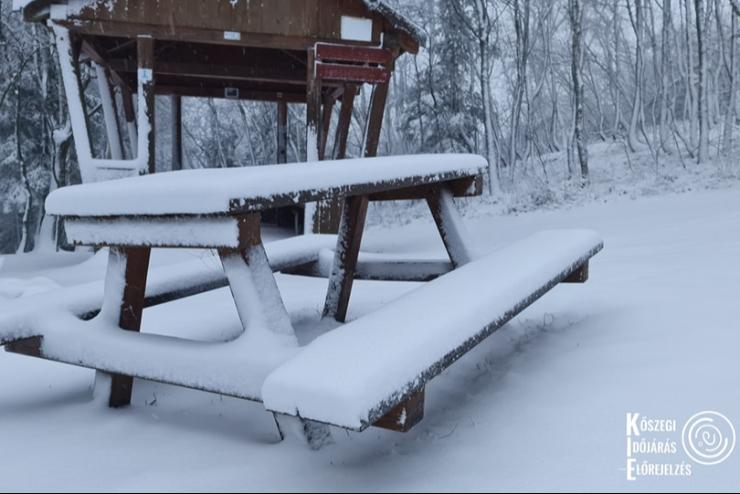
[65,216,244,248]
[262,229,603,430]
[0,234,336,345]
[45,154,487,217]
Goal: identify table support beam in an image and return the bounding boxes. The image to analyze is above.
[96,246,151,408]
[323,79,389,322]
[426,186,476,268]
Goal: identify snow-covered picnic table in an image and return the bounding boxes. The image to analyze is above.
[0,153,602,448]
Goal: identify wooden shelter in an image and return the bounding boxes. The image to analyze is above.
[17,0,423,233]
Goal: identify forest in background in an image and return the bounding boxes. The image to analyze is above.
[1,0,739,253]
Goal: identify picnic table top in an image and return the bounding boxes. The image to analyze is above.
[46,154,487,218]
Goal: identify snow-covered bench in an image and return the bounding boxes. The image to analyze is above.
[262,230,603,431]
[2,154,489,444]
[0,152,603,447]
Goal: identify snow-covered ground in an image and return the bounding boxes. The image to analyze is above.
[1,185,739,492]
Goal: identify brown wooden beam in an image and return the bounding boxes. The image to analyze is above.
[155,85,306,102]
[171,95,182,171]
[137,35,156,174]
[322,194,369,322]
[305,46,321,234]
[108,247,151,408]
[316,63,390,84]
[81,38,131,91]
[319,96,335,161]
[332,84,357,160]
[563,261,590,283]
[108,59,307,87]
[276,99,288,164]
[373,387,425,433]
[315,44,393,65]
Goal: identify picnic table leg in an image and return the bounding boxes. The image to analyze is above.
[96,246,151,408]
[323,195,369,323]
[427,186,476,268]
[322,75,389,322]
[218,215,332,448]
[216,215,295,341]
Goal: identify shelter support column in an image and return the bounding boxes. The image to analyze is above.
[304,47,321,233]
[120,86,137,159]
[171,95,183,171]
[137,35,156,175]
[333,84,357,160]
[277,99,288,164]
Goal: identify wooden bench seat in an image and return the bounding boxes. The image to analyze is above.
[262,230,604,431]
[7,312,296,402]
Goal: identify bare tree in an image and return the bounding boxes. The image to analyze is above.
[568,0,588,184]
[627,0,645,152]
[694,0,709,162]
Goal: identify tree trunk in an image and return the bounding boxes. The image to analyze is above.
[628,0,645,152]
[569,0,589,184]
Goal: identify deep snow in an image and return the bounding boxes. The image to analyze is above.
[0,186,739,492]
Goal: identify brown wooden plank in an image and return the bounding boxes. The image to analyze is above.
[373,387,425,433]
[319,96,335,160]
[276,99,288,164]
[315,43,392,65]
[107,59,306,86]
[137,35,156,174]
[108,246,151,408]
[562,261,589,283]
[322,194,369,322]
[171,95,183,171]
[369,177,482,202]
[154,85,307,102]
[316,63,390,84]
[332,84,356,160]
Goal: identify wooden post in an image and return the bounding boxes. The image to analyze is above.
[333,84,357,160]
[319,96,335,160]
[277,99,288,164]
[121,85,138,159]
[304,47,321,233]
[95,64,124,161]
[217,215,297,342]
[426,186,476,268]
[322,194,369,322]
[323,77,391,322]
[563,261,590,283]
[137,35,156,174]
[171,95,182,171]
[99,247,151,408]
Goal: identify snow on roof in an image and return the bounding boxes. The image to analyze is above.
[362,0,427,47]
[11,0,35,10]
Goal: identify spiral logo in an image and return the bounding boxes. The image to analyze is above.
[682,411,736,466]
